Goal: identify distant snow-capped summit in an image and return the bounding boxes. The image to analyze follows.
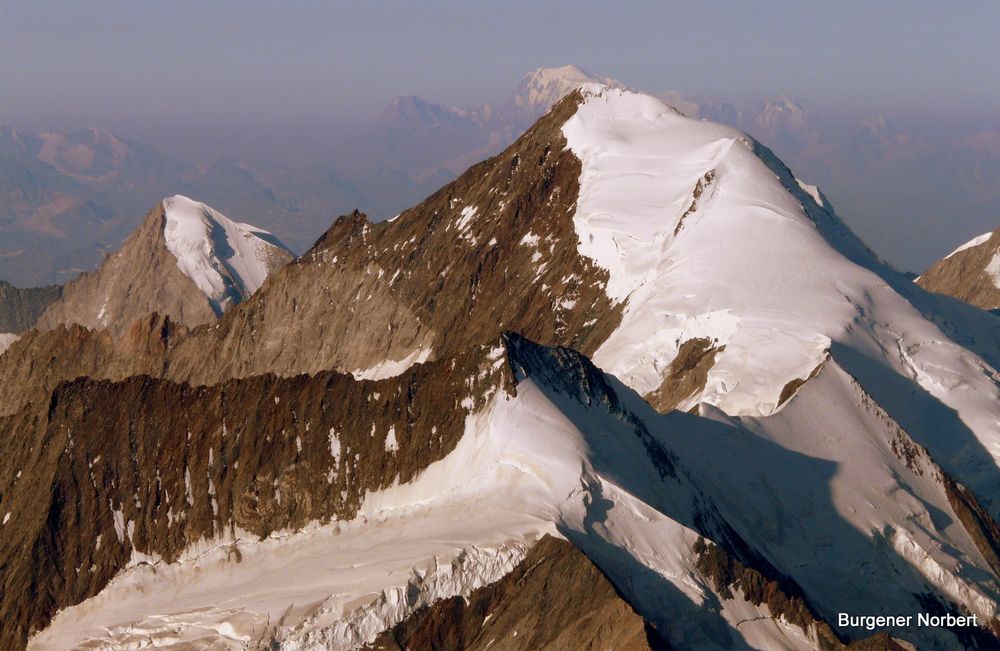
[34,195,292,336]
[161,194,291,312]
[505,65,622,127]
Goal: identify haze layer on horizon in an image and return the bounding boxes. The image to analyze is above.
[3,1,998,161]
[3,0,1000,272]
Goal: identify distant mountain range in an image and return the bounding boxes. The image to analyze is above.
[0,127,360,287]
[4,65,1000,289]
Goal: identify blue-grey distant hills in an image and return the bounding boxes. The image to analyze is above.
[0,127,362,286]
[5,65,1000,286]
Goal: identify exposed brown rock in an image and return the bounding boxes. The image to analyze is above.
[942,473,1000,582]
[0,340,511,650]
[645,337,724,412]
[34,201,292,338]
[777,355,828,407]
[692,538,907,651]
[366,535,670,651]
[0,280,61,333]
[674,169,715,236]
[916,228,1000,311]
[0,316,175,415]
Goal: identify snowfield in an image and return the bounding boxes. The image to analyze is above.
[945,230,993,260]
[0,332,18,356]
[564,86,1000,508]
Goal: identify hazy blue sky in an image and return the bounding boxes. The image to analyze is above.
[2,0,999,162]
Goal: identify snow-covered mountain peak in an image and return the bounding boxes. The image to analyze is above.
[559,86,1000,492]
[506,65,621,127]
[161,194,292,313]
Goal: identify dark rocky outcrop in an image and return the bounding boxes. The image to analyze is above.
[693,539,907,651]
[645,338,724,413]
[943,474,1000,583]
[777,355,828,407]
[0,340,510,650]
[366,535,671,651]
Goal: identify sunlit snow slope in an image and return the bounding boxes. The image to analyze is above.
[563,85,1000,510]
[163,194,291,313]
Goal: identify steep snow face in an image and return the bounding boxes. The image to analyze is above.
[683,360,1000,630]
[562,87,1000,502]
[161,195,290,313]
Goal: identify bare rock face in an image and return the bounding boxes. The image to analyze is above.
[917,228,1000,311]
[0,315,176,416]
[0,340,509,650]
[159,90,621,385]
[0,280,61,333]
[366,535,670,651]
[34,198,293,339]
[0,91,621,420]
[34,203,216,337]
[646,338,725,413]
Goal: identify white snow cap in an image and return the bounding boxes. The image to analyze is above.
[561,85,1000,484]
[161,195,290,313]
[944,229,994,260]
[510,65,621,122]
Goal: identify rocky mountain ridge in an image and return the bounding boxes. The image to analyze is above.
[3,83,1000,649]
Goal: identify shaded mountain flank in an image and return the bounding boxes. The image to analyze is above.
[0,280,61,333]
